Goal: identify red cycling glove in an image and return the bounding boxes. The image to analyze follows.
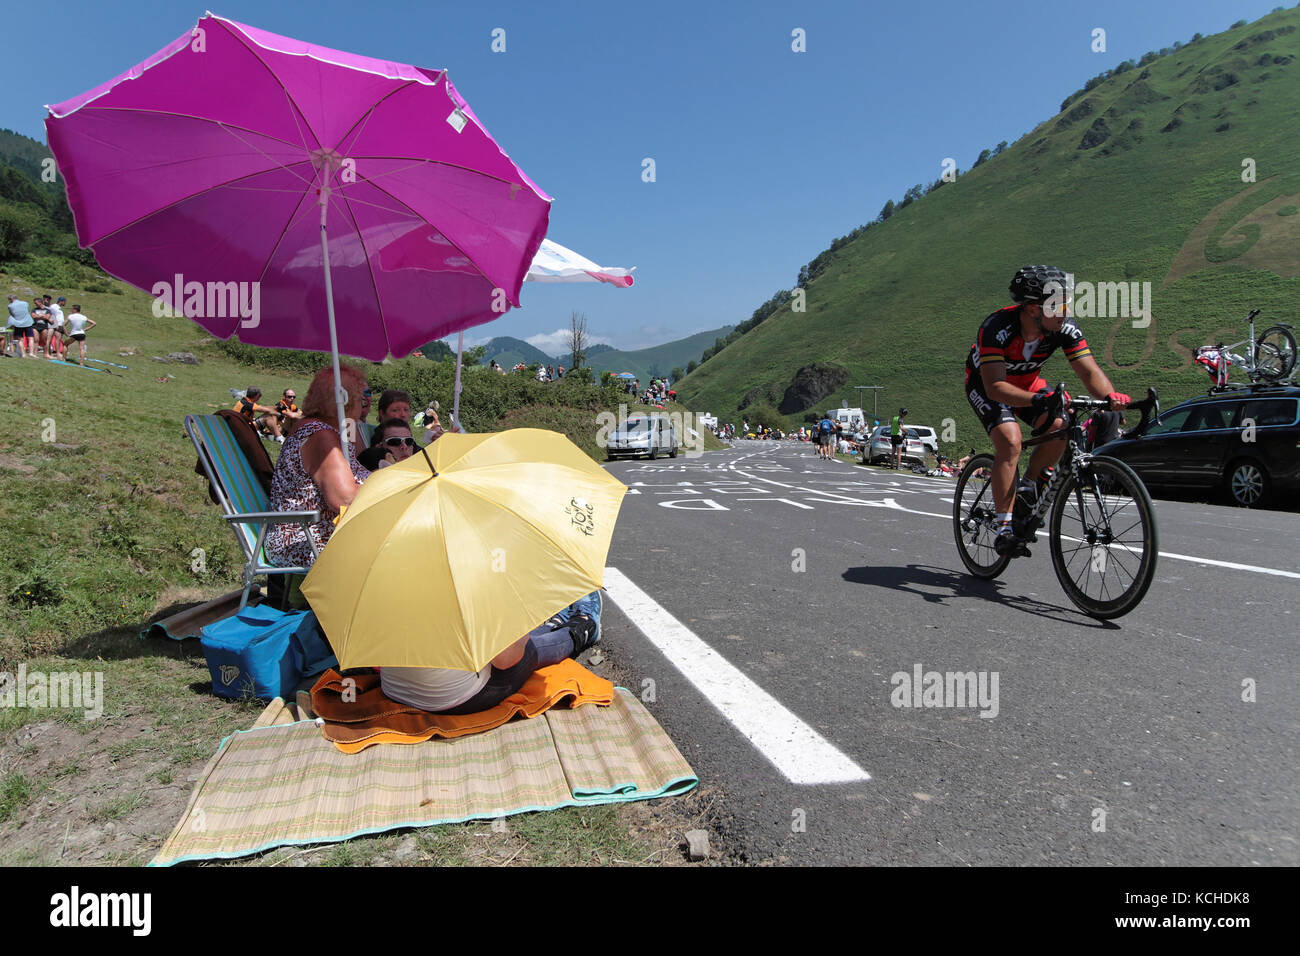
[1107,392,1132,408]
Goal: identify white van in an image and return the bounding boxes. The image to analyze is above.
[830,407,866,431]
[606,415,679,460]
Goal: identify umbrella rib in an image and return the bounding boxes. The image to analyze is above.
[354,177,496,305]
[83,154,320,251]
[218,18,327,158]
[326,181,395,358]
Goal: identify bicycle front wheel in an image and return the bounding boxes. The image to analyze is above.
[1255,325,1297,381]
[1049,456,1158,619]
[953,453,1011,580]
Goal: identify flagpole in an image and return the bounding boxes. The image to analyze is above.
[452,330,464,430]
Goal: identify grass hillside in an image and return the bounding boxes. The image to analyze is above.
[676,9,1300,446]
[585,325,735,385]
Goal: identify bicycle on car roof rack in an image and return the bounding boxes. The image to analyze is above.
[1194,309,1296,391]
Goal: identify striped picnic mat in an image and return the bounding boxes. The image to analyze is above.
[149,689,696,866]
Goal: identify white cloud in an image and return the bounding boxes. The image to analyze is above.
[525,328,614,356]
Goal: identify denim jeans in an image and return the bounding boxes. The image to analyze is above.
[549,590,602,628]
[437,622,576,715]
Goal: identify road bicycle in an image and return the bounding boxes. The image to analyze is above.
[953,386,1161,619]
[1194,309,1296,390]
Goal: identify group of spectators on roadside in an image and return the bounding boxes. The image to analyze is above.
[231,365,603,717]
[5,292,94,364]
[641,378,674,404]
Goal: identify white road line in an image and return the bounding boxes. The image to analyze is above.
[603,566,871,785]
[742,463,1300,580]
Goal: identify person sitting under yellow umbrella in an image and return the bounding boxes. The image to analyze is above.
[301,428,625,715]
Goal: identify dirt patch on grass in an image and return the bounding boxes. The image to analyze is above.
[0,453,36,475]
[0,713,213,865]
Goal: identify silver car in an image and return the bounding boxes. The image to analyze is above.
[867,425,926,465]
[606,415,678,460]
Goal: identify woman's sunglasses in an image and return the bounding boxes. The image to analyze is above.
[384,436,416,447]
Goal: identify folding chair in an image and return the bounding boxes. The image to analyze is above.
[186,414,320,610]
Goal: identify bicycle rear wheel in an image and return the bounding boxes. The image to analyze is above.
[1049,456,1158,619]
[1255,325,1297,382]
[953,454,1011,580]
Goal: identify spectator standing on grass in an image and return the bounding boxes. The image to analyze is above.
[47,297,67,359]
[7,294,34,357]
[63,305,95,364]
[31,297,52,358]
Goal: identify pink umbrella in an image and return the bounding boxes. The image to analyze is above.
[45,14,550,447]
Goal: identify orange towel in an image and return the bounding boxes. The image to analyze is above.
[311,658,614,754]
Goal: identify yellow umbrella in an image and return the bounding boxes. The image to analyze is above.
[301,429,627,672]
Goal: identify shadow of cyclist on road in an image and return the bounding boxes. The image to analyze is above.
[842,563,1120,630]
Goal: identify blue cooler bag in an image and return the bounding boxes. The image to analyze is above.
[201,606,309,700]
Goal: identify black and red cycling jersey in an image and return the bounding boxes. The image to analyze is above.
[964,305,1092,391]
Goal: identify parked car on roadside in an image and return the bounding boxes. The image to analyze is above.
[908,424,939,455]
[606,415,679,460]
[1094,383,1300,507]
[867,425,926,465]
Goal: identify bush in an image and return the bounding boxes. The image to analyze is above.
[368,360,621,433]
[9,255,88,291]
[744,403,785,431]
[209,338,357,377]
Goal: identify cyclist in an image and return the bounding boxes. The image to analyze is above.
[964,265,1130,557]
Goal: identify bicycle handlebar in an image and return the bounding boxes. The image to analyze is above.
[1045,383,1161,432]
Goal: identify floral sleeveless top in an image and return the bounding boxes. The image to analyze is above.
[265,419,369,568]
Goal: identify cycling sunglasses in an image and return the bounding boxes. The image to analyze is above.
[384,436,416,447]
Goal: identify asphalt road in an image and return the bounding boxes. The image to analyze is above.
[598,440,1299,865]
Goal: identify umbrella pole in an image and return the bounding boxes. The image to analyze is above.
[452,330,464,430]
[319,184,350,458]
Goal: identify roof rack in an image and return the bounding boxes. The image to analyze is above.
[1203,379,1297,396]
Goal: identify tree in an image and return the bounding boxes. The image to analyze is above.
[686,359,698,374]
[567,310,589,371]
[0,205,37,260]
[417,339,454,362]
[461,344,486,368]
[972,148,992,168]
[879,199,896,221]
[671,366,685,382]
[994,140,1008,154]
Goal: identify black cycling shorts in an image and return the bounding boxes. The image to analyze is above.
[966,377,1042,435]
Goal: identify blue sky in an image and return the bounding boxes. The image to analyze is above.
[5,0,1287,354]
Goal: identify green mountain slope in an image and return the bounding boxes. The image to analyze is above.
[481,335,555,368]
[676,10,1300,446]
[585,325,735,383]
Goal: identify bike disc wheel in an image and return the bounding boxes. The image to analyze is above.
[953,453,1011,580]
[1049,456,1158,619]
[1255,326,1297,381]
